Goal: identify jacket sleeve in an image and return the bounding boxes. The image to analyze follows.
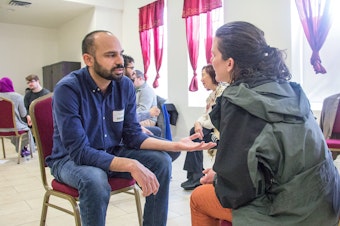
[212,100,269,209]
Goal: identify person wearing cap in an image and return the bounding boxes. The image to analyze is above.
[123,54,136,81]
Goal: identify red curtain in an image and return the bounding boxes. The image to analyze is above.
[295,0,333,74]
[185,15,200,92]
[205,11,213,64]
[139,29,151,80]
[139,0,164,87]
[182,0,222,91]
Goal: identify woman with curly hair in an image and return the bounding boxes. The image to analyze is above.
[190,21,340,226]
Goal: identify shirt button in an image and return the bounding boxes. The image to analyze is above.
[103,117,105,120]
[104,134,107,138]
[92,90,96,92]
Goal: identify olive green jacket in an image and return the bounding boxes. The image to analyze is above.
[210,80,340,226]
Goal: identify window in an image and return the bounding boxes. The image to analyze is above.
[139,0,168,99]
[144,24,168,99]
[187,6,224,107]
[291,0,340,111]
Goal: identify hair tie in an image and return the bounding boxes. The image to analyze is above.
[263,45,272,57]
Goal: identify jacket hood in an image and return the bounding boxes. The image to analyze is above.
[0,77,15,92]
[223,80,311,123]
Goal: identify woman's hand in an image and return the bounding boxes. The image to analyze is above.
[200,168,216,184]
[194,122,204,139]
[26,115,32,127]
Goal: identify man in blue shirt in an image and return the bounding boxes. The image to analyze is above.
[46,30,216,226]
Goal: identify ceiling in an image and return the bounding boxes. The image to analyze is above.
[0,0,101,28]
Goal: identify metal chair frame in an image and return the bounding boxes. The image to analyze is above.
[0,97,32,164]
[29,93,142,226]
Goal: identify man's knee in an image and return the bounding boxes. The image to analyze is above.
[79,168,111,196]
[151,151,172,176]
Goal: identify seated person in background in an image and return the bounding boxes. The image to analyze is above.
[24,74,50,126]
[122,55,163,139]
[320,93,340,160]
[181,64,226,190]
[123,54,136,81]
[190,21,340,226]
[132,70,179,160]
[134,69,160,127]
[0,77,34,155]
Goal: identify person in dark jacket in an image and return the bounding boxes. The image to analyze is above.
[24,74,50,126]
[190,21,340,226]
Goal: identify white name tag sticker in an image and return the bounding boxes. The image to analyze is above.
[112,109,124,122]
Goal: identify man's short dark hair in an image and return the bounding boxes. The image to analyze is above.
[25,74,39,82]
[82,30,111,55]
[123,54,135,67]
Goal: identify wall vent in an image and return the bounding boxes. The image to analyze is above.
[8,0,32,7]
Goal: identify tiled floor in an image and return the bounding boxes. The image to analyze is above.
[0,138,215,226]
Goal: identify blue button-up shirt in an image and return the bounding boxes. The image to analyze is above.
[46,67,149,171]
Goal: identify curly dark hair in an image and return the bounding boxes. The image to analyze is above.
[215,21,291,83]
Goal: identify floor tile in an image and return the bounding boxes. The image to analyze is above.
[0,138,215,225]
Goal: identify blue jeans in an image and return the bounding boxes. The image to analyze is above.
[50,148,172,226]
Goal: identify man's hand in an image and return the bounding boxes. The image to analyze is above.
[141,126,154,135]
[130,160,160,197]
[110,157,159,197]
[149,106,160,117]
[176,133,217,151]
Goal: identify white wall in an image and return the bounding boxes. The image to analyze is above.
[57,6,123,67]
[0,0,293,139]
[0,23,58,94]
[58,8,95,64]
[0,5,124,94]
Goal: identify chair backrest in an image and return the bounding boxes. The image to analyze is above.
[0,97,20,136]
[29,93,53,187]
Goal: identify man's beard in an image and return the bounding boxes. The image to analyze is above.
[93,60,124,82]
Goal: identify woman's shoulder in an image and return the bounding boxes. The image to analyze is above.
[213,83,228,98]
[0,92,23,100]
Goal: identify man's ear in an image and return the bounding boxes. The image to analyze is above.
[83,53,93,66]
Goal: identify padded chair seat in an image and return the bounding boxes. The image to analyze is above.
[0,129,29,136]
[326,139,340,149]
[52,177,137,198]
[51,179,79,197]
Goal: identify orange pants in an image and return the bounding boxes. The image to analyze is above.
[190,184,232,226]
